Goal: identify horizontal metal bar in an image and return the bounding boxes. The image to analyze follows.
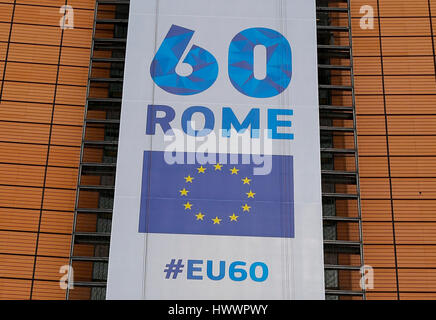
[81,167,116,176]
[322,170,357,176]
[96,19,128,24]
[92,57,125,63]
[323,216,360,222]
[316,7,348,13]
[81,163,116,168]
[97,0,130,4]
[319,84,353,91]
[322,193,358,199]
[90,77,123,82]
[75,232,111,237]
[319,105,353,112]
[76,208,113,214]
[87,98,122,103]
[318,45,350,51]
[324,240,361,247]
[318,64,351,70]
[325,289,364,296]
[74,233,111,245]
[85,119,120,124]
[319,111,354,120]
[83,140,118,146]
[78,185,115,191]
[324,264,362,271]
[72,281,107,288]
[71,256,109,262]
[94,38,127,43]
[320,126,355,132]
[320,148,356,154]
[317,25,349,32]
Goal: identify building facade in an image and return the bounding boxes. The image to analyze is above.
[0,0,436,299]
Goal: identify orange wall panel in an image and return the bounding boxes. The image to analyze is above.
[352,0,436,299]
[0,22,11,42]
[0,208,39,232]
[4,61,59,84]
[42,188,76,211]
[382,37,434,56]
[0,279,31,300]
[389,136,436,156]
[397,246,436,268]
[385,95,436,115]
[0,231,37,255]
[31,281,66,300]
[390,157,436,178]
[380,18,431,36]
[398,269,436,292]
[0,254,34,279]
[0,142,48,165]
[395,223,436,244]
[0,1,94,300]
[61,47,92,67]
[353,57,381,76]
[8,43,60,65]
[0,186,43,209]
[11,24,61,46]
[2,81,55,103]
[357,136,387,156]
[378,0,429,17]
[361,199,392,221]
[362,245,396,268]
[358,157,389,177]
[0,163,45,187]
[53,105,85,126]
[48,146,81,167]
[34,257,69,281]
[391,178,436,199]
[40,211,74,234]
[393,200,436,221]
[362,222,394,244]
[0,101,53,124]
[383,56,435,76]
[359,178,391,199]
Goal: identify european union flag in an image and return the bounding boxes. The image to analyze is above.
[138,151,294,238]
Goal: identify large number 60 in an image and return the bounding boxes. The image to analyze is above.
[150,25,292,98]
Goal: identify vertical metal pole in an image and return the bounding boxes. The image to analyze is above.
[66,0,99,300]
[346,0,366,300]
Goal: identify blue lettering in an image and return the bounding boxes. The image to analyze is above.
[187,259,203,280]
[146,104,175,135]
[181,106,215,137]
[206,260,225,281]
[222,107,260,138]
[268,109,294,140]
[249,262,268,282]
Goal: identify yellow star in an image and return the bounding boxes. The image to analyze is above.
[185,175,194,183]
[196,213,205,220]
[229,213,239,222]
[242,177,251,185]
[246,190,255,198]
[197,166,206,173]
[214,163,222,171]
[242,204,251,212]
[179,188,189,196]
[230,167,239,175]
[212,216,222,224]
[184,202,193,210]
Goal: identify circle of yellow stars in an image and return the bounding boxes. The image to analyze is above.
[179,163,255,225]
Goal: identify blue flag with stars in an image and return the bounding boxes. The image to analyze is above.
[139,151,294,238]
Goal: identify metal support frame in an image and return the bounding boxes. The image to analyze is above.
[67,0,365,300]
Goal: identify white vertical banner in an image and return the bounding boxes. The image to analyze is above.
[107,0,324,300]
